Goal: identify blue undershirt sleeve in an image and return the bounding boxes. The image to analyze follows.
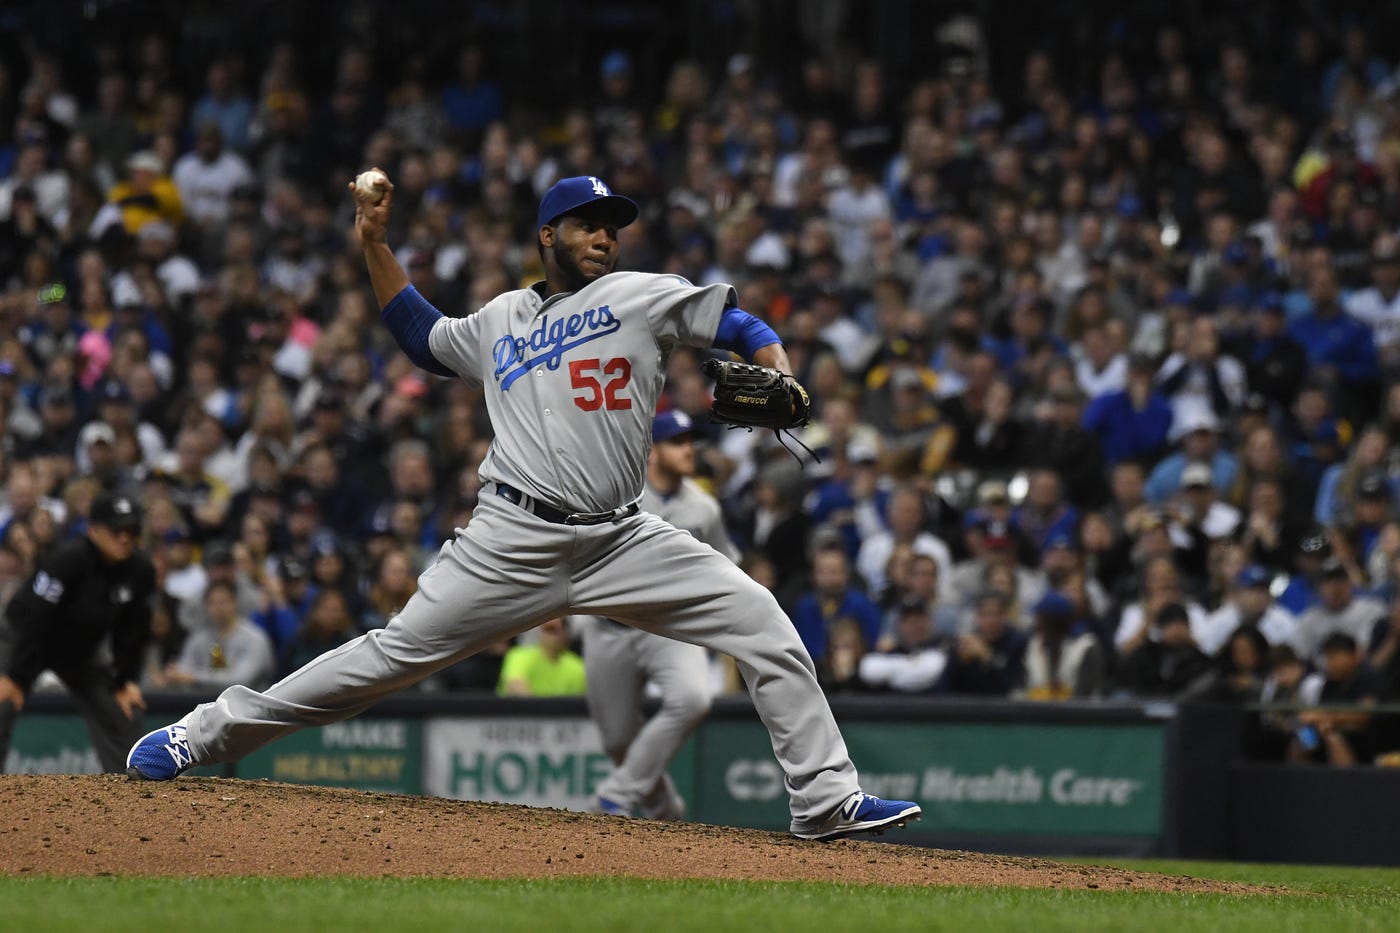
[713,305,781,361]
[381,285,456,378]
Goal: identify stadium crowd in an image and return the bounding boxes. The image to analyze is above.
[2,4,1400,762]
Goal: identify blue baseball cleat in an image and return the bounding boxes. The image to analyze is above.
[793,792,922,842]
[592,796,631,816]
[125,719,195,781]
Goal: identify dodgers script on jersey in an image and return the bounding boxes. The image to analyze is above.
[429,272,734,513]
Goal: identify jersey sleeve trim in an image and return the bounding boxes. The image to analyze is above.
[713,305,781,361]
[382,285,457,378]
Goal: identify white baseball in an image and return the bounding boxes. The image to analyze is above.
[354,169,389,203]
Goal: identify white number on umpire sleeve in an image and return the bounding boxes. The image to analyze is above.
[33,571,64,603]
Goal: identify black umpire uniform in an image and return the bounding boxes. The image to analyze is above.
[0,492,156,772]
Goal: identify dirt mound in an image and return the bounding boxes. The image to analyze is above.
[0,775,1260,892]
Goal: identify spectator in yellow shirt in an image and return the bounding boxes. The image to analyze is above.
[104,150,184,235]
[497,617,587,696]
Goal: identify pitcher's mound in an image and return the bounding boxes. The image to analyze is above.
[0,775,1258,892]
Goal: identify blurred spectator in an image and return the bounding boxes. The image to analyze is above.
[1166,461,1242,579]
[442,45,503,146]
[1343,236,1400,378]
[1081,353,1173,467]
[140,593,187,690]
[94,150,182,237]
[164,578,276,691]
[189,59,254,154]
[1114,556,1209,657]
[740,461,811,605]
[1018,591,1104,700]
[1145,410,1238,504]
[1199,564,1297,656]
[1279,529,1332,616]
[946,518,1044,622]
[1188,625,1272,704]
[818,617,872,695]
[1157,316,1246,424]
[172,123,254,226]
[1288,632,1381,766]
[1117,602,1212,698]
[283,588,361,675]
[1239,292,1307,411]
[1288,263,1380,426]
[1315,426,1392,529]
[1293,558,1386,663]
[434,638,512,693]
[939,589,1027,696]
[1019,385,1106,508]
[791,545,882,664]
[1331,469,1395,572]
[497,617,585,697]
[1011,469,1079,555]
[880,552,960,641]
[856,485,952,600]
[857,597,947,693]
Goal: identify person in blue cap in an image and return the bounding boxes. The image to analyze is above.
[1020,590,1104,700]
[1197,564,1297,656]
[1232,290,1308,412]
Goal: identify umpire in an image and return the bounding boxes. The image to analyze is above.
[0,492,156,772]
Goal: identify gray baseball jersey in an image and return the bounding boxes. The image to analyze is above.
[429,272,734,513]
[640,477,739,561]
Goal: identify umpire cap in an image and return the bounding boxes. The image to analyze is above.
[90,492,143,532]
[537,176,638,230]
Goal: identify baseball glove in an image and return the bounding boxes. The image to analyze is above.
[700,358,812,430]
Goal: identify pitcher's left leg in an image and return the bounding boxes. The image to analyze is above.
[571,515,860,832]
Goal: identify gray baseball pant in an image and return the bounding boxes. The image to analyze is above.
[581,617,710,817]
[184,493,858,833]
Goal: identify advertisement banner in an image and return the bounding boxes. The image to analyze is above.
[237,719,422,794]
[423,717,613,808]
[4,714,102,774]
[694,720,1164,837]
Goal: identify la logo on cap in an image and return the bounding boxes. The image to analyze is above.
[115,499,133,514]
[590,177,609,196]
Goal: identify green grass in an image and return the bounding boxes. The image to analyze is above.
[2,867,1397,933]
[1096,858,1400,896]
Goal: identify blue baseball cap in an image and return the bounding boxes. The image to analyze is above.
[601,50,632,79]
[1220,284,1254,308]
[536,176,638,231]
[1033,591,1074,617]
[1165,287,1193,307]
[1223,241,1250,265]
[1235,564,1271,589]
[653,409,701,443]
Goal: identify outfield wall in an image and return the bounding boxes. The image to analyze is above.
[9,693,1399,864]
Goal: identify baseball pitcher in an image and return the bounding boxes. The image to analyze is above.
[127,173,920,841]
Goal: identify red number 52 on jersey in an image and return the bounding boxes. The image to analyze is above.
[569,357,633,411]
